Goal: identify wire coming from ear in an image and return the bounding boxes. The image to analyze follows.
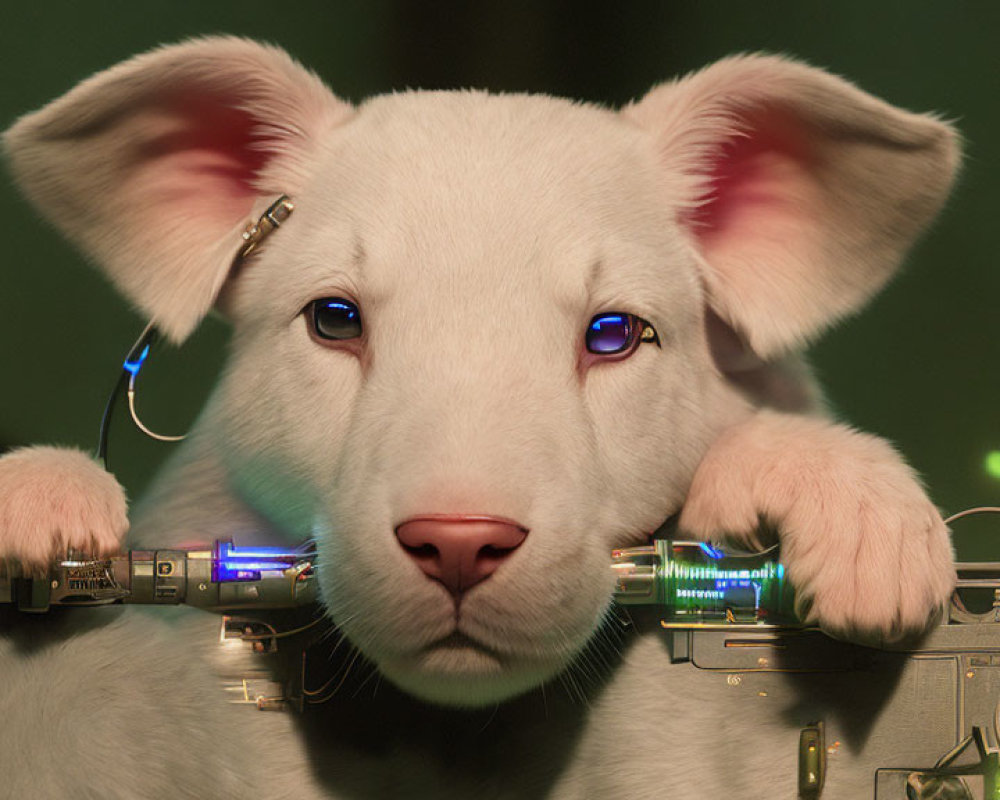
[96,196,295,470]
[125,325,185,446]
[97,322,185,469]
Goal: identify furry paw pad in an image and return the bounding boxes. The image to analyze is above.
[679,412,955,642]
[0,446,128,574]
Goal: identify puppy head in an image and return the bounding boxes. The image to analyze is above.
[4,39,958,705]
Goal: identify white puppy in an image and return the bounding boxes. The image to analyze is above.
[0,38,958,797]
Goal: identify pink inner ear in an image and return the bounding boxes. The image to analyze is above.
[130,91,269,228]
[692,110,819,250]
[687,109,827,347]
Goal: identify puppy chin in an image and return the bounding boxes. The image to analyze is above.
[378,644,562,708]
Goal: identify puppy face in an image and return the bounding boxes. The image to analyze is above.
[4,39,956,706]
[215,93,724,704]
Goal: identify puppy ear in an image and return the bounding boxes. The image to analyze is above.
[623,54,960,357]
[3,37,353,342]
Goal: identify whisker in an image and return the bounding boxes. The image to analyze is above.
[477,703,500,734]
[304,644,364,703]
[351,661,381,698]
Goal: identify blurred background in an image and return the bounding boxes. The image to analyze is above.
[0,2,997,557]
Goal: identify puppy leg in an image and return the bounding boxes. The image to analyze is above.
[0,446,127,573]
[679,410,955,641]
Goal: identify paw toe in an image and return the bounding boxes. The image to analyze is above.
[0,446,128,570]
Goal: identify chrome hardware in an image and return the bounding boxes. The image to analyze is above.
[240,195,295,259]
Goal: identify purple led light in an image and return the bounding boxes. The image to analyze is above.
[216,542,303,560]
[221,568,263,582]
[212,540,306,583]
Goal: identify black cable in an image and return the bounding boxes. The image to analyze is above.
[96,325,161,470]
[96,368,129,470]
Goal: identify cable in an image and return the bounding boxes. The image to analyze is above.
[234,615,326,641]
[945,507,1000,526]
[96,369,129,470]
[94,197,295,470]
[95,322,185,469]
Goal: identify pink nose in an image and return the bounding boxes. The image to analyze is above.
[394,515,528,596]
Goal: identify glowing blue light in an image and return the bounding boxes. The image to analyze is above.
[216,542,303,559]
[123,344,150,376]
[324,300,357,316]
[590,314,626,332]
[699,542,725,560]
[212,541,305,583]
[218,568,263,581]
[219,560,291,571]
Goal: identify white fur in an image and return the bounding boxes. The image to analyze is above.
[0,445,127,572]
[623,54,959,357]
[679,410,955,641]
[3,37,352,342]
[0,38,959,797]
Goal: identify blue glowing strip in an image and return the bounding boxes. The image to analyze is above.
[218,559,292,572]
[214,565,262,582]
[591,314,626,332]
[216,541,303,560]
[123,345,150,376]
[213,560,295,583]
[212,540,308,582]
[699,542,725,560]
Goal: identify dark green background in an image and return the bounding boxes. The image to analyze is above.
[1,2,997,557]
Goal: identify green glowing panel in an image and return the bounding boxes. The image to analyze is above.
[985,451,1000,480]
[648,541,796,624]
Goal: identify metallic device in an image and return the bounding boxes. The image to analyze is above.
[6,538,1000,797]
[0,540,316,613]
[612,539,1000,799]
[612,538,797,627]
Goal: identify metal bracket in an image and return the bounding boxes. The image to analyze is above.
[239,195,295,259]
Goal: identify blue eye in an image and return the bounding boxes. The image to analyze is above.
[586,313,659,355]
[311,297,363,341]
[587,313,634,354]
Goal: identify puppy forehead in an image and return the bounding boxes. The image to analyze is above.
[340,89,653,181]
[287,91,690,300]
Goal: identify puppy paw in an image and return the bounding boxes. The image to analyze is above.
[679,411,955,643]
[0,446,128,575]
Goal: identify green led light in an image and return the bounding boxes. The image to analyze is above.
[619,540,798,622]
[986,451,1000,481]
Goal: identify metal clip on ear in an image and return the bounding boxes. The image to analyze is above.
[240,195,295,259]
